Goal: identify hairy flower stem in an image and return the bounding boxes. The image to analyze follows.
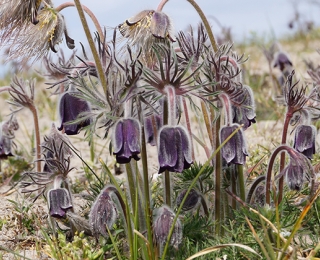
[237,164,246,202]
[55,2,104,39]
[29,104,41,173]
[265,145,291,205]
[231,171,237,209]
[156,0,169,11]
[201,101,213,146]
[182,97,194,160]
[186,0,218,52]
[214,115,222,236]
[140,123,155,258]
[73,0,108,96]
[278,112,293,205]
[125,163,137,216]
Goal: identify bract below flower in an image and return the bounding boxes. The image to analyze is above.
[220,124,248,165]
[58,90,92,135]
[293,124,316,159]
[158,125,193,173]
[48,188,73,218]
[113,118,141,164]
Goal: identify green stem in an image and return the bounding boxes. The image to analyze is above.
[186,0,218,52]
[237,164,246,202]
[231,169,237,210]
[140,125,155,258]
[214,115,222,236]
[73,0,108,95]
[125,163,137,215]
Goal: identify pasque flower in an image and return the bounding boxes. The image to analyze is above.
[89,186,118,238]
[283,158,307,191]
[232,85,256,130]
[119,9,174,66]
[58,88,92,135]
[158,125,193,173]
[153,206,182,249]
[48,188,73,218]
[293,124,316,159]
[112,118,141,164]
[220,124,248,165]
[3,4,74,64]
[119,9,174,45]
[175,189,200,211]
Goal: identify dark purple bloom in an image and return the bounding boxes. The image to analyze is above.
[153,206,182,249]
[284,160,305,191]
[58,90,92,135]
[113,118,141,164]
[144,114,162,146]
[158,125,193,173]
[175,189,200,211]
[232,85,256,130]
[48,188,73,218]
[220,124,248,165]
[89,186,118,238]
[293,124,316,159]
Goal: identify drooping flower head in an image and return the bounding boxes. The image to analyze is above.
[158,125,193,173]
[112,118,141,164]
[282,147,313,191]
[293,124,316,160]
[153,205,182,249]
[58,86,92,135]
[3,4,74,65]
[232,85,256,130]
[119,10,174,66]
[89,186,118,239]
[48,188,73,218]
[175,189,201,212]
[220,124,248,165]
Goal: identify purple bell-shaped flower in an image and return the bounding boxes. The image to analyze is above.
[89,186,118,238]
[158,125,193,173]
[58,89,92,135]
[293,124,316,160]
[220,124,248,165]
[112,118,141,164]
[48,188,73,218]
[153,206,182,249]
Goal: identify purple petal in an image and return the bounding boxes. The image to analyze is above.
[158,126,177,173]
[176,126,193,170]
[48,188,72,218]
[89,186,118,238]
[220,126,236,164]
[294,125,316,159]
[113,120,124,154]
[125,118,141,154]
